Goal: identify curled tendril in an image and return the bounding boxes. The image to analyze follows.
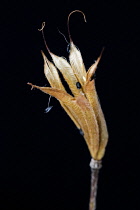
[67,10,87,43]
[38,22,46,31]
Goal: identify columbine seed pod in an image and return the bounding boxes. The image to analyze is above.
[28,10,108,160]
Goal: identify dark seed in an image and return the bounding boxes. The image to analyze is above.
[76,82,82,89]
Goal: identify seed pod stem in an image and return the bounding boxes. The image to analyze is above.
[89,158,102,210]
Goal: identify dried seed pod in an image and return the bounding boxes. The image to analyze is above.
[28,10,108,160]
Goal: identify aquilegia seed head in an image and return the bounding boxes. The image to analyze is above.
[28,10,108,160]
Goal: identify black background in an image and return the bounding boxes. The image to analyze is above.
[1,0,139,209]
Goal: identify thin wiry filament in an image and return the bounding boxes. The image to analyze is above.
[57,28,70,52]
[38,22,51,54]
[67,10,87,43]
[57,28,69,44]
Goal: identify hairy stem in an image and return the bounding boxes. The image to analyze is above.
[89,158,102,210]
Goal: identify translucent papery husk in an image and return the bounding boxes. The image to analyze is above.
[50,53,83,97]
[69,42,86,86]
[41,51,65,90]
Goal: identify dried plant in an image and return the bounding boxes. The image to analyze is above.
[28,10,108,210]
